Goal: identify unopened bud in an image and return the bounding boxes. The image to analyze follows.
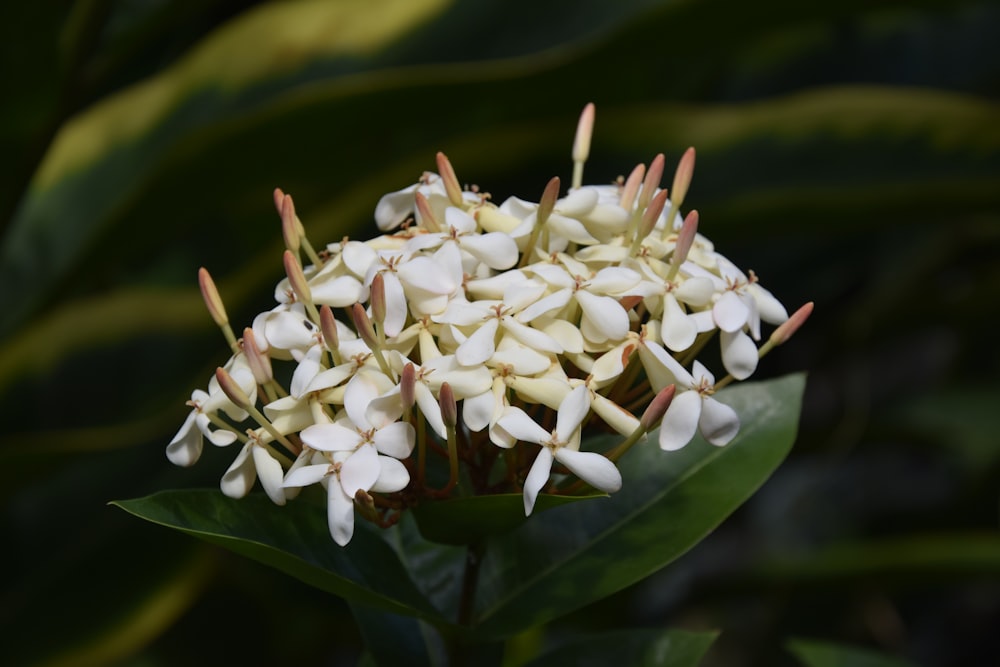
[640,384,676,431]
[198,267,228,327]
[273,187,285,215]
[770,302,814,345]
[280,195,301,252]
[639,189,669,240]
[572,103,596,163]
[215,366,251,410]
[439,381,457,429]
[638,153,665,210]
[319,305,340,352]
[537,176,561,227]
[242,328,272,383]
[400,363,416,411]
[282,250,312,304]
[414,191,440,233]
[672,210,699,265]
[620,163,645,211]
[671,147,696,208]
[351,303,378,349]
[354,489,379,523]
[370,273,387,325]
[436,152,464,207]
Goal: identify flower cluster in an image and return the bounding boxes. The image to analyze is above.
[166,104,812,546]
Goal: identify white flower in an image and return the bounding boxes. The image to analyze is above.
[496,385,622,515]
[166,356,257,466]
[636,338,739,450]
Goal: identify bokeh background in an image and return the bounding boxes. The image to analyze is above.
[2,1,998,665]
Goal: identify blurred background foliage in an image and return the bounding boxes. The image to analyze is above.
[1,0,998,665]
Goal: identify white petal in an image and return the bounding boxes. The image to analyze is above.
[713,291,750,333]
[720,329,759,380]
[166,412,202,467]
[342,240,378,277]
[371,456,410,493]
[590,342,631,384]
[555,385,591,443]
[340,444,381,497]
[414,383,447,439]
[327,480,355,546]
[517,288,573,323]
[252,446,287,506]
[220,443,255,498]
[536,318,584,354]
[699,397,740,446]
[374,185,418,230]
[575,291,629,342]
[456,318,499,366]
[461,232,519,270]
[373,421,415,458]
[588,267,640,294]
[500,317,562,354]
[523,447,554,515]
[344,370,393,430]
[658,390,702,451]
[462,390,494,432]
[495,407,548,444]
[554,448,622,493]
[397,257,456,295]
[290,345,323,399]
[366,387,404,430]
[661,293,697,353]
[381,271,409,337]
[547,213,599,245]
[311,275,363,308]
[557,188,599,215]
[589,392,640,436]
[748,283,788,325]
[675,277,714,306]
[300,423,363,452]
[283,463,330,488]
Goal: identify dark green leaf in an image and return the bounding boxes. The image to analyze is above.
[411,492,603,545]
[112,489,445,624]
[522,628,718,667]
[787,637,916,667]
[472,374,805,638]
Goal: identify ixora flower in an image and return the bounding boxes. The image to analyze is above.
[165,104,812,546]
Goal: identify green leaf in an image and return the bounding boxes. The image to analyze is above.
[472,373,806,639]
[787,637,917,667]
[521,628,718,667]
[411,493,603,545]
[112,489,445,625]
[349,602,442,667]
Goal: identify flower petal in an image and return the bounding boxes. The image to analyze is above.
[339,444,381,498]
[699,397,740,446]
[658,390,702,451]
[554,448,622,494]
[371,456,410,493]
[720,329,759,380]
[495,407,548,444]
[373,421,415,459]
[555,385,591,443]
[523,447,554,515]
[252,446,287,506]
[326,479,355,546]
[300,423,363,452]
[283,463,330,488]
[220,443,255,498]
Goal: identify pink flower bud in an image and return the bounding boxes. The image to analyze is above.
[370,273,387,325]
[435,152,464,207]
[770,302,814,345]
[282,250,311,304]
[215,366,251,410]
[351,303,378,349]
[439,381,457,429]
[319,305,340,352]
[640,384,676,431]
[572,103,596,163]
[537,176,561,227]
[671,147,696,207]
[242,328,272,383]
[198,267,228,327]
[400,363,416,411]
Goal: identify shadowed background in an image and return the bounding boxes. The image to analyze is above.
[1,1,998,665]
